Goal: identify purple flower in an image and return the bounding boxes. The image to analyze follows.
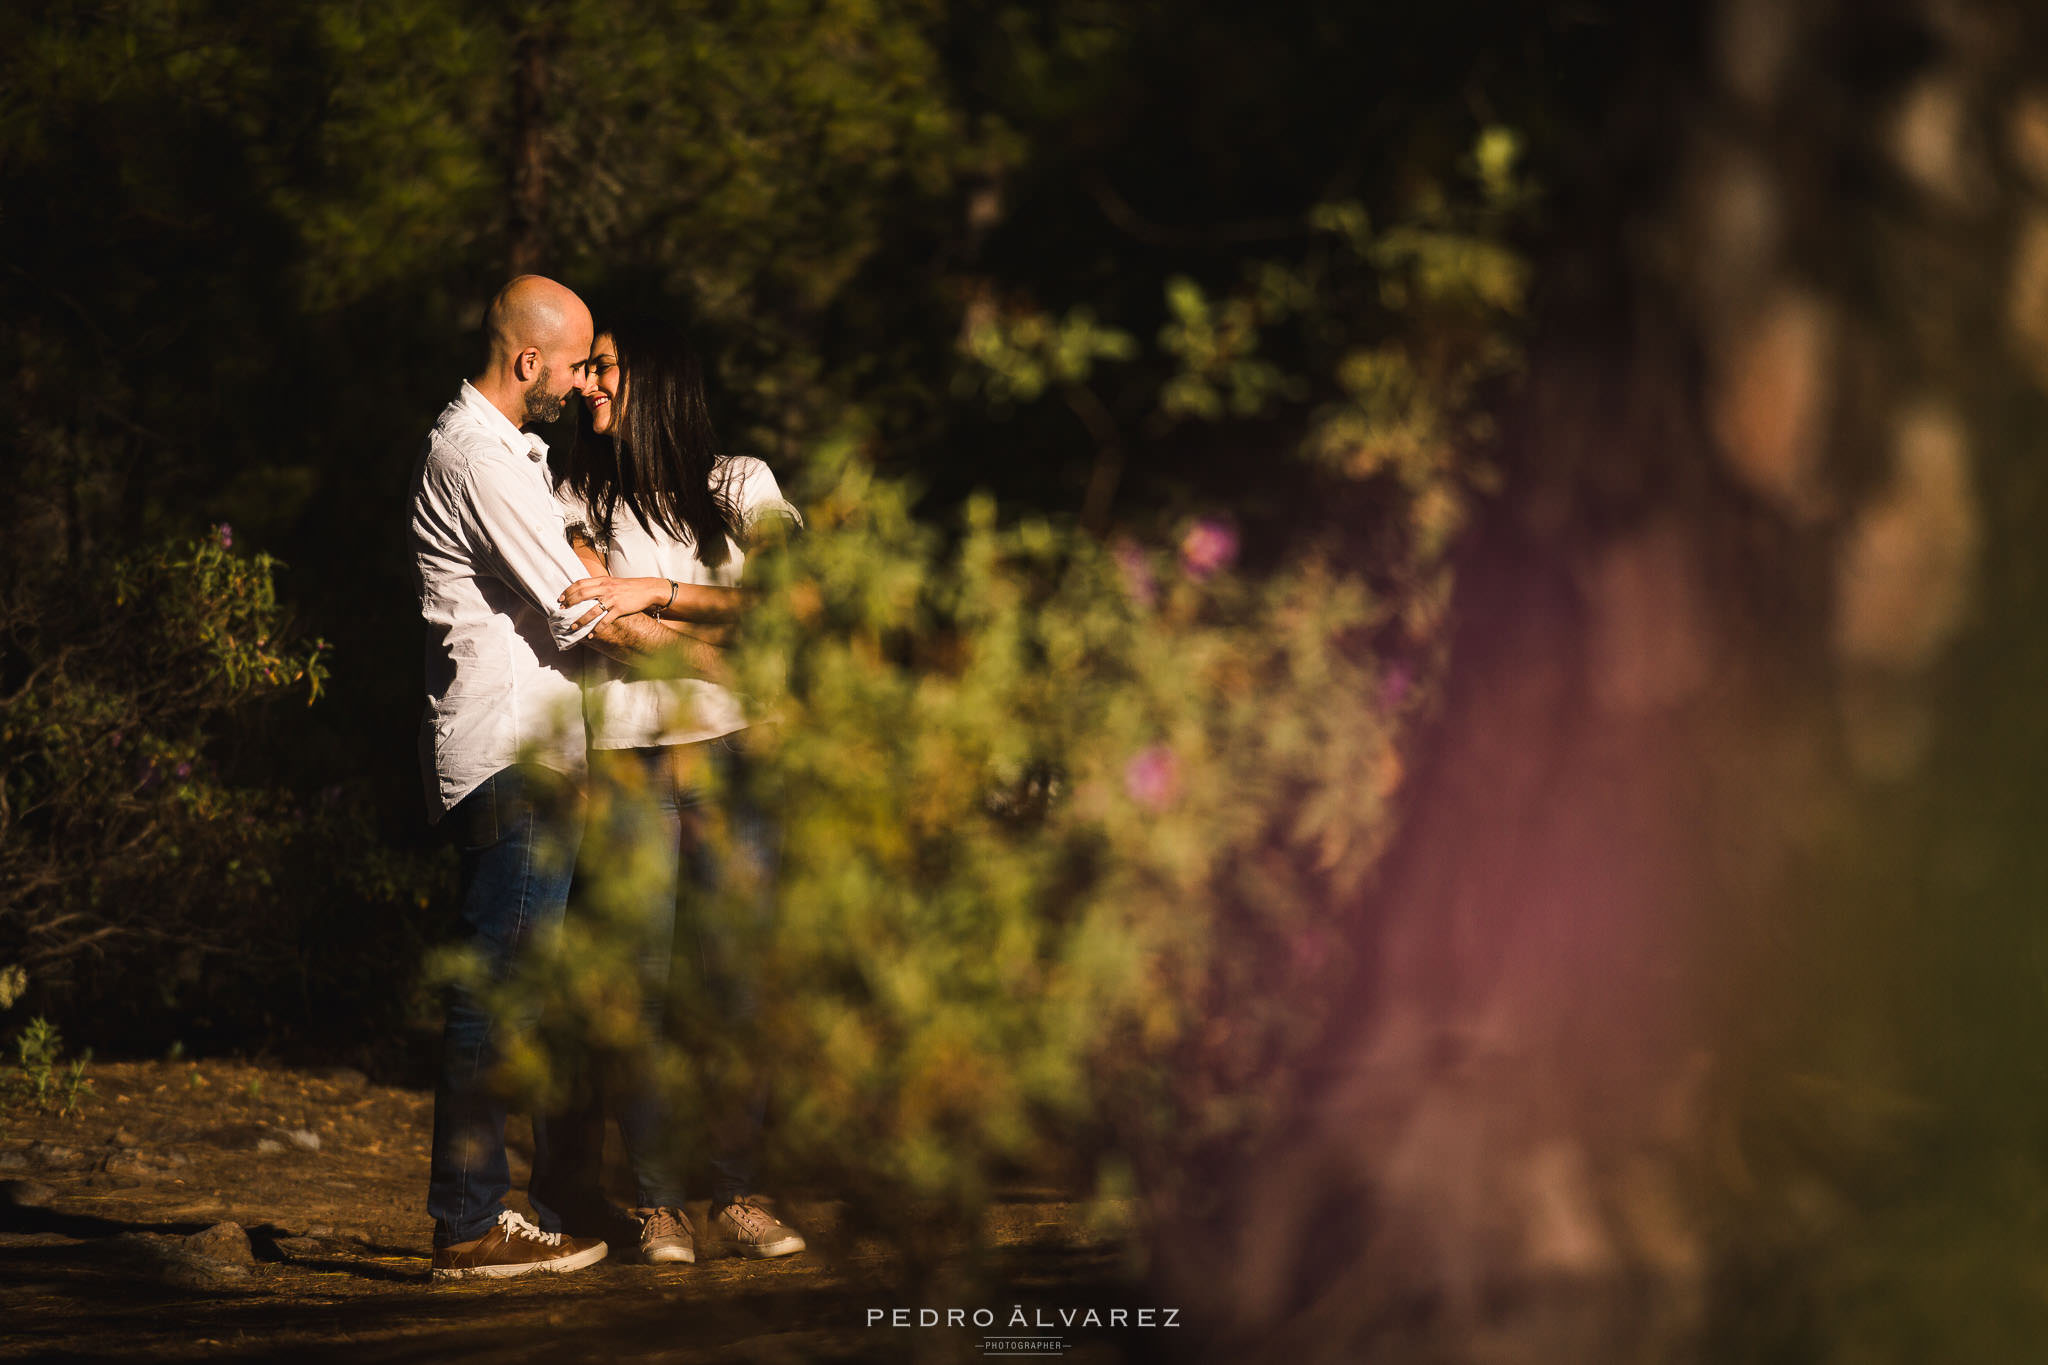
[1179,518,1238,579]
[175,761,193,779]
[1111,538,1157,609]
[1124,744,1180,811]
[1378,661,1415,711]
[216,523,233,550]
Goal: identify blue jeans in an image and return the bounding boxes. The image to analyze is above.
[427,763,585,1248]
[539,737,777,1217]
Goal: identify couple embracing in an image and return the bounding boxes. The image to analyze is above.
[408,275,804,1280]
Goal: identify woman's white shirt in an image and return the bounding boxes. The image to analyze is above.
[559,455,800,750]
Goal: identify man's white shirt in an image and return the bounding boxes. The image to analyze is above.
[410,381,601,818]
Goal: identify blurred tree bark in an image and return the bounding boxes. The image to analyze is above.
[1154,1,2048,1360]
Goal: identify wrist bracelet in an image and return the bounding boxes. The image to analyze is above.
[652,579,678,616]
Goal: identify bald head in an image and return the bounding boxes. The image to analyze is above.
[473,275,595,430]
[485,275,592,367]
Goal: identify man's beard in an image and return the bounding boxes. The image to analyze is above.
[522,366,566,425]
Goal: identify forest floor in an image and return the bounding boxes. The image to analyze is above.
[0,1059,1157,1363]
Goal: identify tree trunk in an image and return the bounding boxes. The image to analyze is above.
[507,23,553,276]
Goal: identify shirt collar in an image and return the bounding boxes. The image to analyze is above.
[458,380,551,462]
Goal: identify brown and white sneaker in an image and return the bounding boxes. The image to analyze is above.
[430,1209,609,1282]
[637,1206,696,1265]
[709,1198,806,1259]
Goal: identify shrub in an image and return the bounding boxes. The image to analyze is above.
[747,459,1409,1248]
[0,530,440,1046]
[7,1016,92,1118]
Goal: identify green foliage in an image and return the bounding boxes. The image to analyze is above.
[0,531,442,1042]
[1,533,323,954]
[62,1054,92,1117]
[13,1017,60,1108]
[954,127,1527,637]
[746,461,1406,1217]
[1156,272,1303,421]
[9,1017,93,1118]
[250,0,1011,454]
[957,304,1139,406]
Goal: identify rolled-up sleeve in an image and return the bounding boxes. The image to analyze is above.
[459,457,605,651]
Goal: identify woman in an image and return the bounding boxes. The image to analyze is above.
[546,316,805,1266]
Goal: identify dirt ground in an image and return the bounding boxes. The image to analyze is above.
[0,1060,1160,1364]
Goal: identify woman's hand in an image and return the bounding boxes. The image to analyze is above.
[559,574,669,617]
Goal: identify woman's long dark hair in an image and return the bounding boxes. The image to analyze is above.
[561,315,739,569]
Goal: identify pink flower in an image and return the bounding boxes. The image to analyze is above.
[216,523,234,550]
[1179,518,1238,579]
[1111,538,1157,609]
[1124,744,1180,811]
[174,761,192,779]
[1290,926,1333,974]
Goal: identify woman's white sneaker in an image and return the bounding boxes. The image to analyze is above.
[710,1199,805,1258]
[637,1206,696,1264]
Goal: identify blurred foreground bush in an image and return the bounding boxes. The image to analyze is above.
[765,464,1403,1241]
[477,445,1415,1271]
[0,531,441,1048]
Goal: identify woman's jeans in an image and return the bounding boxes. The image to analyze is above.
[534,736,778,1217]
[428,763,584,1248]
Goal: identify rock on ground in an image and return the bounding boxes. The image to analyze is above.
[186,1221,255,1267]
[0,1178,58,1208]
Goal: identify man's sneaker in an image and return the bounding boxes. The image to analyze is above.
[710,1198,806,1259]
[637,1206,696,1265]
[430,1209,609,1282]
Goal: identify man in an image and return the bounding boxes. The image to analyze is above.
[409,275,719,1280]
